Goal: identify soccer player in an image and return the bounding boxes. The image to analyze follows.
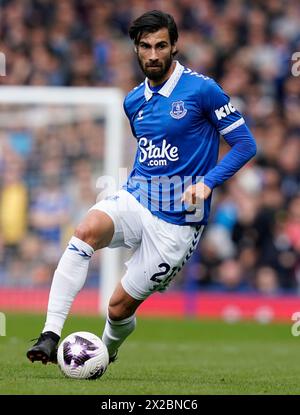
[27,10,256,365]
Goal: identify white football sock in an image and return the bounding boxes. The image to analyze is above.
[43,236,94,337]
[102,314,136,358]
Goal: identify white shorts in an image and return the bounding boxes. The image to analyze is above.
[90,190,204,300]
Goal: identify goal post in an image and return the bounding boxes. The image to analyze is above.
[0,86,125,316]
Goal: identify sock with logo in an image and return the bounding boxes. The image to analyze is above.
[43,236,94,336]
[102,314,136,359]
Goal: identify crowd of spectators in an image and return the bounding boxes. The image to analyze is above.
[0,0,300,294]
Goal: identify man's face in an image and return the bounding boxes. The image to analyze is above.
[136,28,176,83]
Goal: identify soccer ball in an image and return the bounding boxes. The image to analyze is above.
[57,331,109,380]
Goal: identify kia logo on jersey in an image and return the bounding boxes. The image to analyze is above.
[214,102,236,120]
[138,137,179,166]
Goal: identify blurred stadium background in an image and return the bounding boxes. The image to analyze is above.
[0,0,300,323]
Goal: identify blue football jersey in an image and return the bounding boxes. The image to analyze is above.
[123,61,249,226]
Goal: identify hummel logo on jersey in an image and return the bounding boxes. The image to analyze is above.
[215,102,236,120]
[138,137,179,166]
[170,101,187,119]
[137,110,143,120]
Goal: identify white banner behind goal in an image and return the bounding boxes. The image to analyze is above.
[0,86,124,315]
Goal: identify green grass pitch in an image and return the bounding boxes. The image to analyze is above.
[0,313,299,395]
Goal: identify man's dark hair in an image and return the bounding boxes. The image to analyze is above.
[129,10,178,46]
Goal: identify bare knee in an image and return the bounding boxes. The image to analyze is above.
[74,223,98,249]
[74,210,114,250]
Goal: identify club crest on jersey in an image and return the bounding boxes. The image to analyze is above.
[170,101,187,119]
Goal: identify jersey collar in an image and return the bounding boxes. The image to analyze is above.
[144,61,184,101]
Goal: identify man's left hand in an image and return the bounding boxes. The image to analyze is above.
[181,182,212,210]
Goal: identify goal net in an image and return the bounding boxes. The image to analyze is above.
[0,86,126,315]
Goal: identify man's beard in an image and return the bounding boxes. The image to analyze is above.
[138,54,173,82]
